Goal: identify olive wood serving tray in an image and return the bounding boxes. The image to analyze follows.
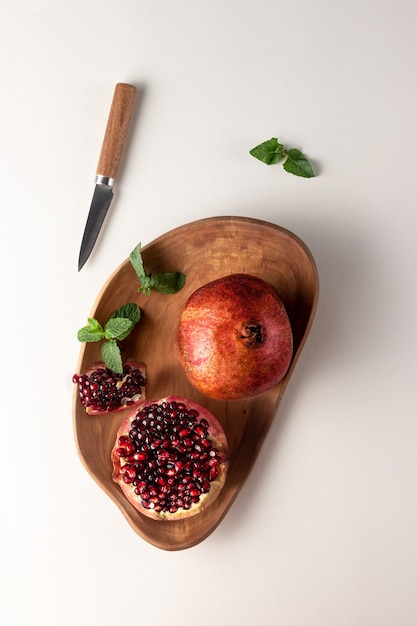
[73,216,319,551]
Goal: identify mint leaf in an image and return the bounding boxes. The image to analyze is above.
[129,242,145,276]
[129,242,185,296]
[130,243,152,292]
[110,303,141,325]
[250,137,316,178]
[150,272,186,294]
[129,243,153,295]
[283,148,315,178]
[77,302,141,372]
[250,138,285,165]
[104,317,134,341]
[77,318,105,342]
[101,340,123,374]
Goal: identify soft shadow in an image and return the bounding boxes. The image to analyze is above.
[214,210,377,538]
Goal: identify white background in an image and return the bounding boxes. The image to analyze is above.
[1,1,417,625]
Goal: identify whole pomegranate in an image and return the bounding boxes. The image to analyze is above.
[178,274,293,400]
[111,396,228,520]
[73,361,147,414]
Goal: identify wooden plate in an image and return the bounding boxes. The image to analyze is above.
[73,216,319,550]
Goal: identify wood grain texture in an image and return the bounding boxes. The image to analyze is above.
[96,83,136,180]
[73,216,319,550]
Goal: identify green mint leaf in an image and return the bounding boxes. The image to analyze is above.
[77,317,105,343]
[104,317,134,341]
[250,138,285,165]
[151,272,186,294]
[101,340,123,374]
[110,303,141,325]
[129,242,145,277]
[130,241,185,296]
[130,243,153,291]
[283,148,315,178]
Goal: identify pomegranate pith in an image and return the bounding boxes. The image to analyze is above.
[111,396,228,521]
[73,362,147,414]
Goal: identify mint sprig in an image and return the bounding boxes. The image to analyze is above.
[77,303,141,374]
[130,243,186,296]
[250,137,315,178]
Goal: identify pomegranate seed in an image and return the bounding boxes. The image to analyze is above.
[200,481,210,493]
[209,466,218,480]
[126,452,147,463]
[122,442,135,455]
[122,466,136,483]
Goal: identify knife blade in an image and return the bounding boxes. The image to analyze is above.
[78,83,137,271]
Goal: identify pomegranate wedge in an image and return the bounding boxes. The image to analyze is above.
[73,361,147,414]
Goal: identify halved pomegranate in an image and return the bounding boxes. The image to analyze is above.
[111,396,229,521]
[73,361,147,414]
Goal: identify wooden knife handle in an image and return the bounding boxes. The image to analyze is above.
[96,83,137,181]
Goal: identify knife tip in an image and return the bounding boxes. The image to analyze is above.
[78,255,87,272]
[78,244,92,271]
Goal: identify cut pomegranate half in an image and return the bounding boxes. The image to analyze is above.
[111,396,229,521]
[73,361,147,415]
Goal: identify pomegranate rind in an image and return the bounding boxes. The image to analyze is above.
[111,396,229,521]
[178,273,293,400]
[75,361,147,415]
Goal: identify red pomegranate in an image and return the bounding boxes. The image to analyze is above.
[111,396,228,521]
[73,361,147,414]
[178,273,293,400]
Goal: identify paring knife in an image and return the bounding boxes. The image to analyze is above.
[78,83,137,271]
